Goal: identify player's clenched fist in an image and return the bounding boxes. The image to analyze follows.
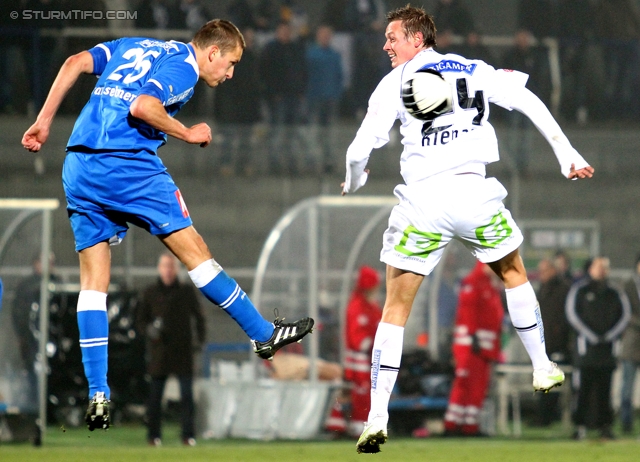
[185,123,212,147]
[22,122,50,152]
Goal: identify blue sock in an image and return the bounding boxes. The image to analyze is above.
[77,291,110,399]
[189,260,274,341]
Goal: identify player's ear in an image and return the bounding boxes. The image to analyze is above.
[413,32,423,47]
[209,45,220,61]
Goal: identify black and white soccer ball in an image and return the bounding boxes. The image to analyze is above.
[402,69,453,121]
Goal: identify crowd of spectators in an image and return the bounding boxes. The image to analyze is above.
[529,252,639,441]
[1,0,640,173]
[516,0,640,123]
[434,249,640,439]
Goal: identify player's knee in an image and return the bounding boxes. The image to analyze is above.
[380,304,411,326]
[490,249,524,278]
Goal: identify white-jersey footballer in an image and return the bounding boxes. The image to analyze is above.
[343,48,589,193]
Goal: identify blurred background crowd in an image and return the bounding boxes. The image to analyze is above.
[1,0,639,124]
[1,0,640,177]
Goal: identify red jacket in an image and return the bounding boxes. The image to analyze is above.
[453,262,504,361]
[344,291,382,379]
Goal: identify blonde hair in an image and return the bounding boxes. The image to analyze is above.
[387,4,437,48]
[192,19,245,53]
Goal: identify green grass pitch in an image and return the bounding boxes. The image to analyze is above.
[1,423,639,462]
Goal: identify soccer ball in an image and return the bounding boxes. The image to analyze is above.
[402,69,453,121]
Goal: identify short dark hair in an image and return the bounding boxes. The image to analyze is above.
[386,4,437,48]
[192,19,245,53]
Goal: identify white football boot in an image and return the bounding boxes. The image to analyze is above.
[356,417,388,454]
[533,361,565,393]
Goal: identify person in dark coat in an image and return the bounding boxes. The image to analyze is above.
[226,0,258,30]
[502,28,552,176]
[260,21,309,174]
[342,0,389,119]
[454,30,497,66]
[213,27,262,176]
[538,258,572,364]
[11,253,62,401]
[305,24,344,174]
[594,0,640,120]
[619,254,640,434]
[433,0,475,37]
[137,252,206,446]
[535,258,571,426]
[565,257,631,440]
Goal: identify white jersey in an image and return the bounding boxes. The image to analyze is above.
[347,48,528,186]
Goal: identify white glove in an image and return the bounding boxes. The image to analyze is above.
[549,136,590,178]
[343,159,369,194]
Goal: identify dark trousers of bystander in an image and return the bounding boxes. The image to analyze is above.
[147,375,195,442]
[573,366,616,429]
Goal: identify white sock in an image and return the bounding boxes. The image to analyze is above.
[367,322,404,425]
[505,282,551,371]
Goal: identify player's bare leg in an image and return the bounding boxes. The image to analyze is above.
[488,249,564,392]
[380,266,424,326]
[79,242,111,292]
[158,225,212,270]
[78,242,112,430]
[160,226,314,359]
[357,266,423,453]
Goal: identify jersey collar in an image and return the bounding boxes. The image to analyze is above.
[184,43,200,78]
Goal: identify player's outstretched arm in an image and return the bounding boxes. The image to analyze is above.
[22,51,94,152]
[129,95,212,147]
[509,87,594,180]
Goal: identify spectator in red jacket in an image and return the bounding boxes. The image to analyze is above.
[444,262,504,436]
[343,266,383,436]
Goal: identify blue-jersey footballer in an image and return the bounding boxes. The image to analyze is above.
[21,21,315,433]
[62,37,200,251]
[67,37,199,154]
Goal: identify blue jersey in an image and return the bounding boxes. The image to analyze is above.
[67,37,199,153]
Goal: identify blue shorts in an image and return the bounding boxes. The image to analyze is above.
[63,150,193,252]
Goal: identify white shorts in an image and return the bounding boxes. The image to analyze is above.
[380,174,523,276]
